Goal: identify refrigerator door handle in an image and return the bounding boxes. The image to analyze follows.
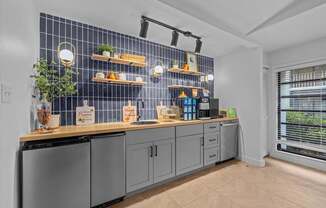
[221,123,238,127]
[92,132,126,140]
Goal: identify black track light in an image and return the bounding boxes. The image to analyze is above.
[171,30,179,47]
[140,16,202,52]
[139,19,149,38]
[195,39,202,53]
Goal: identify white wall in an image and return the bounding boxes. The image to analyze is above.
[268,36,326,68]
[0,0,38,207]
[214,47,266,167]
[266,37,326,171]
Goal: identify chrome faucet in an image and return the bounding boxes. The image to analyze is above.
[136,98,145,121]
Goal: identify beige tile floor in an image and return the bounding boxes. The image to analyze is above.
[112,158,326,208]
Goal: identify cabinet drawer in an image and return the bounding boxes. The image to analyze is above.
[126,127,175,145]
[204,133,218,148]
[204,122,220,134]
[176,124,203,137]
[204,147,218,166]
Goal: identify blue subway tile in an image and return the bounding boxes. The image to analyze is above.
[59,22,65,36]
[46,19,53,34]
[40,17,46,33]
[40,33,46,48]
[39,13,214,125]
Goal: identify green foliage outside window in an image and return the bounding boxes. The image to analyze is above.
[286,112,326,142]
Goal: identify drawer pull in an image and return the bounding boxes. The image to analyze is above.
[209,154,217,158]
[208,138,216,142]
[209,126,217,129]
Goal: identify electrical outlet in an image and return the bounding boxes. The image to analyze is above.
[0,83,12,104]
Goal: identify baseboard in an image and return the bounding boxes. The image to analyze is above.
[242,155,265,167]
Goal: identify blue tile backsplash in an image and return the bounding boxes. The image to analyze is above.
[40,13,214,125]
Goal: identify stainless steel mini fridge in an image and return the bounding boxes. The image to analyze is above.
[220,122,238,161]
[22,137,90,208]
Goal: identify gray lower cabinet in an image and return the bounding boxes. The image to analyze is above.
[176,134,204,175]
[126,142,154,193]
[126,128,175,193]
[91,133,126,207]
[204,146,219,166]
[203,122,220,166]
[153,138,176,183]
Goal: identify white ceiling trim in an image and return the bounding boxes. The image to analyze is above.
[157,0,258,48]
[247,0,326,35]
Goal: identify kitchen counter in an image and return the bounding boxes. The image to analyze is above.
[20,117,238,142]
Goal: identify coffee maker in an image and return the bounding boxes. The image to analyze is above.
[198,97,210,119]
[198,97,219,119]
[209,98,219,119]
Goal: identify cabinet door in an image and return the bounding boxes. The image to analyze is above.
[91,134,125,206]
[153,138,175,183]
[126,142,153,193]
[176,134,203,175]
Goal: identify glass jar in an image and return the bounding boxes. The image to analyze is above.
[36,95,51,130]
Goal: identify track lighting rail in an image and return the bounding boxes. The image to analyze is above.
[141,16,201,40]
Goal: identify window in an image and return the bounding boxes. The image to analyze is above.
[277,64,326,160]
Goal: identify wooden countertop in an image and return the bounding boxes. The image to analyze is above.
[20,118,238,142]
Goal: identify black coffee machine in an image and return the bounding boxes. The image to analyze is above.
[198,97,219,119]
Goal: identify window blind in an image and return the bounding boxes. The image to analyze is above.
[277,64,326,161]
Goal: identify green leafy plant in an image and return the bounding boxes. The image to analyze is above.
[97,44,115,54]
[32,58,76,102]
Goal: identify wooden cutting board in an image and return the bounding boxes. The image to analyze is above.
[123,101,137,122]
[156,101,166,121]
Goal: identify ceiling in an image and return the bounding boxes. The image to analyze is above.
[36,0,326,57]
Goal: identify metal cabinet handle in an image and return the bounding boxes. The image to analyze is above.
[208,138,216,142]
[209,126,217,129]
[155,145,158,157]
[221,123,238,127]
[150,146,153,157]
[209,154,217,158]
[201,137,204,146]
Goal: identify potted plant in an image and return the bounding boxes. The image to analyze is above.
[172,60,179,69]
[32,59,76,130]
[97,44,115,57]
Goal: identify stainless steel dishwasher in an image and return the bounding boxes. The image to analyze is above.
[22,137,90,208]
[91,132,126,207]
[220,122,238,161]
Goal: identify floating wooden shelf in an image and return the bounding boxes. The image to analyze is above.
[92,77,145,86]
[168,68,204,76]
[91,54,146,67]
[168,85,204,90]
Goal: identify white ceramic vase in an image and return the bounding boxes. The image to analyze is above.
[102,51,111,57]
[48,114,61,129]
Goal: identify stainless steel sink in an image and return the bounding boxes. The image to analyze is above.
[131,120,159,125]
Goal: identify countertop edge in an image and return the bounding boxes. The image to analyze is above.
[20,118,238,142]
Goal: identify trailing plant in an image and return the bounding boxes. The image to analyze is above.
[97,44,115,53]
[32,58,76,102]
